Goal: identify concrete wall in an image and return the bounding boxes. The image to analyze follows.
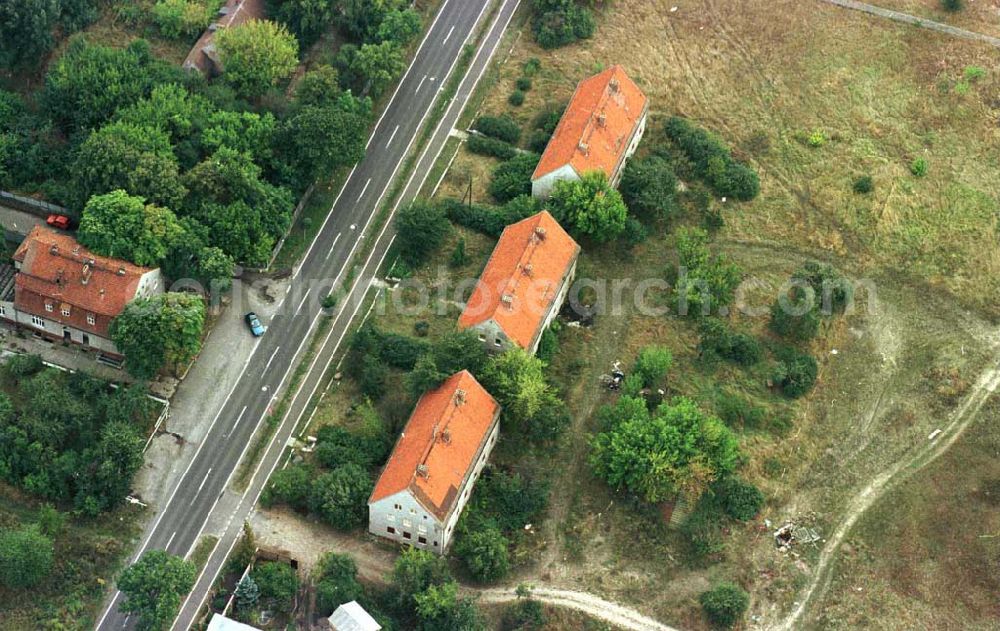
[531,164,579,199]
[368,419,501,554]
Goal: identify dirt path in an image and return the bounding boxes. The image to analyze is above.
[770,333,1000,630]
[478,586,682,631]
[819,0,1000,48]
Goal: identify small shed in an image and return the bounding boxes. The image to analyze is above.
[206,613,262,631]
[327,600,381,631]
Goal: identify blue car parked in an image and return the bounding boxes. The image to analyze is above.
[245,312,266,337]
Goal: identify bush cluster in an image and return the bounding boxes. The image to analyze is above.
[698,318,763,366]
[467,134,517,160]
[473,114,521,144]
[532,0,596,49]
[664,116,760,201]
[772,346,818,398]
[489,152,541,203]
[442,195,540,236]
[700,582,750,628]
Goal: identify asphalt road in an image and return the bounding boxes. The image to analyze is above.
[93,0,522,629]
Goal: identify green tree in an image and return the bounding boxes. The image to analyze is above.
[294,65,342,107]
[0,0,61,69]
[234,574,260,609]
[408,353,446,398]
[377,8,421,45]
[634,345,673,388]
[42,37,178,133]
[280,101,371,183]
[394,199,452,265]
[351,41,406,97]
[152,0,216,39]
[413,581,485,631]
[117,550,196,631]
[261,463,313,510]
[110,293,206,379]
[252,561,299,613]
[455,525,510,582]
[201,109,277,161]
[216,19,299,98]
[76,420,145,514]
[314,553,363,616]
[78,190,184,266]
[481,349,549,432]
[489,153,540,203]
[769,285,820,342]
[674,227,742,316]
[337,0,406,41]
[273,0,337,47]
[72,122,186,210]
[115,83,216,162]
[548,171,628,241]
[619,156,678,222]
[0,525,54,589]
[699,582,750,628]
[309,464,373,529]
[532,0,595,50]
[715,477,764,522]
[391,547,451,609]
[590,396,741,502]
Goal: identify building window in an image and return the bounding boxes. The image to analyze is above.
[478,333,486,342]
[418,536,427,545]
[403,531,411,540]
[387,514,395,522]
[61,306,70,317]
[494,338,502,347]
[87,313,95,326]
[387,526,396,534]
[433,541,438,547]
[403,519,412,528]
[44,302,53,312]
[394,503,401,510]
[418,525,426,534]
[0,305,5,317]
[31,315,45,329]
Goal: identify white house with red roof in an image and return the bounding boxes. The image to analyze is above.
[531,65,649,198]
[0,226,163,357]
[368,370,500,553]
[458,211,580,355]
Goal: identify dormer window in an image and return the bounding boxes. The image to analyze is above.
[87,314,96,326]
[44,302,53,312]
[61,306,71,317]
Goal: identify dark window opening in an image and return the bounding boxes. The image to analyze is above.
[418,536,427,544]
[403,531,412,540]
[387,526,396,534]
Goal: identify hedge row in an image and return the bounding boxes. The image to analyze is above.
[664,116,760,201]
[440,196,540,238]
[473,115,521,144]
[467,134,517,160]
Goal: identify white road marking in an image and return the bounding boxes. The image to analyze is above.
[189,469,213,506]
[325,232,342,261]
[356,177,372,202]
[415,74,427,94]
[386,124,400,148]
[231,405,248,432]
[262,347,281,376]
[296,291,311,315]
[443,25,455,44]
[122,615,130,628]
[165,531,177,550]
[286,285,292,293]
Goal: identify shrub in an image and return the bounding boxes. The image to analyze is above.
[941,0,963,11]
[715,391,765,429]
[700,582,750,628]
[634,345,672,388]
[489,153,540,203]
[910,156,928,177]
[252,561,299,613]
[152,0,214,39]
[772,348,818,398]
[474,115,521,143]
[619,156,678,222]
[314,553,363,616]
[664,116,760,201]
[807,129,826,147]
[681,495,726,564]
[536,326,559,362]
[315,420,389,470]
[622,216,648,249]
[963,65,986,82]
[358,354,387,399]
[2,353,44,380]
[309,464,373,529]
[394,199,452,265]
[698,319,762,366]
[769,287,820,342]
[522,57,541,77]
[467,134,517,160]
[262,463,313,510]
[0,526,54,588]
[527,129,551,153]
[852,174,873,194]
[532,104,564,134]
[515,77,532,91]
[793,261,852,314]
[715,477,764,521]
[533,2,596,49]
[414,320,430,337]
[455,525,510,582]
[508,90,526,106]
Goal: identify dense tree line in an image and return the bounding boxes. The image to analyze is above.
[0,0,99,69]
[0,356,154,515]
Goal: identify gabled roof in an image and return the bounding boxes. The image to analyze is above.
[207,614,262,631]
[369,371,500,520]
[532,64,648,182]
[13,226,152,317]
[458,211,580,349]
[328,601,381,631]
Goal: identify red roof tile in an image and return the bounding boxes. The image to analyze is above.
[532,65,648,182]
[370,371,500,520]
[458,211,580,350]
[13,227,154,336]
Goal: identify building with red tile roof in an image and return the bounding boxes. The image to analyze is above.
[458,211,580,354]
[183,0,266,75]
[368,370,501,553]
[0,226,163,357]
[531,64,649,198]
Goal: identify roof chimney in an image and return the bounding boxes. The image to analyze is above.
[609,77,620,93]
[501,294,514,308]
[534,226,547,239]
[598,112,607,127]
[441,429,452,444]
[81,264,91,285]
[416,464,429,479]
[522,264,533,276]
[578,141,589,155]
[117,267,126,276]
[455,388,467,406]
[49,245,58,255]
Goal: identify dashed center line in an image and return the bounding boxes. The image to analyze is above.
[356,177,372,202]
[415,74,427,94]
[165,531,177,550]
[189,469,212,506]
[262,346,281,376]
[325,232,342,261]
[386,124,400,148]
[442,25,455,44]
[231,405,248,432]
[296,290,311,315]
